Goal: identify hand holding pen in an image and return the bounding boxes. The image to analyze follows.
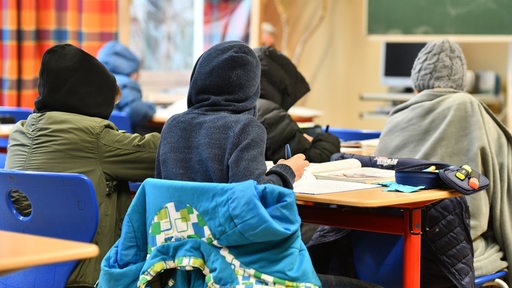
[278,144,309,181]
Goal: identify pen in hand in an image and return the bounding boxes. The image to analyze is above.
[277,148,309,181]
[285,144,292,159]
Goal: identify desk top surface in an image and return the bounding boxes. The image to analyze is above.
[0,230,99,274]
[295,186,459,208]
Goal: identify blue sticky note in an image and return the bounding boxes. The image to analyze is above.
[378,181,425,193]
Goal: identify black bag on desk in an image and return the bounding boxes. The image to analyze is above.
[438,165,489,195]
[395,163,489,195]
[331,152,435,170]
[331,152,489,195]
[394,162,451,189]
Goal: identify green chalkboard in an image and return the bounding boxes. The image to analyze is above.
[367,0,512,36]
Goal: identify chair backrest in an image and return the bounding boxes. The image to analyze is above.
[325,127,381,142]
[351,231,404,287]
[109,111,132,133]
[0,106,32,123]
[0,169,98,288]
[351,231,509,288]
[0,153,6,169]
[475,270,508,287]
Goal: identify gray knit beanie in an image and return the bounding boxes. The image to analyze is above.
[411,39,467,92]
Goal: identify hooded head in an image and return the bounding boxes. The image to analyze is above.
[411,39,467,92]
[34,43,118,119]
[187,41,260,115]
[253,46,310,111]
[97,40,140,76]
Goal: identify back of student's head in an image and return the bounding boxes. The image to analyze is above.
[97,40,140,76]
[411,39,467,92]
[34,43,118,119]
[187,41,260,114]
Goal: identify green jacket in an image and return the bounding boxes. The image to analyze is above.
[6,111,160,287]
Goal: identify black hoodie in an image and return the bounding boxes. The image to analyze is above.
[253,46,340,163]
[34,43,117,120]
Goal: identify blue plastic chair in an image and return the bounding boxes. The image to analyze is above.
[0,106,32,123]
[351,231,404,287]
[109,111,142,193]
[109,111,132,133]
[0,153,6,168]
[325,127,381,142]
[351,231,509,288]
[0,169,99,288]
[475,270,508,287]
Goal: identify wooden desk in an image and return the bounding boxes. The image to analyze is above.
[0,230,99,275]
[151,100,187,125]
[340,138,379,156]
[150,104,323,127]
[295,187,459,288]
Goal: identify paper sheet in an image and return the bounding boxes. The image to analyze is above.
[294,178,380,194]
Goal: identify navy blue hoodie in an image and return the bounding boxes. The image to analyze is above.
[156,41,295,187]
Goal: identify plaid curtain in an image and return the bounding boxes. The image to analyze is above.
[0,0,117,107]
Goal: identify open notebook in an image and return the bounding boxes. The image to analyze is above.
[306,158,394,183]
[293,159,393,194]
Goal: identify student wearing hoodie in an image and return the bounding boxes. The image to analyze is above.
[97,40,157,133]
[253,46,340,164]
[6,43,160,287]
[155,41,308,187]
[149,41,380,288]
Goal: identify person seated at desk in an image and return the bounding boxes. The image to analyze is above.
[253,46,340,164]
[156,41,307,189]
[154,41,380,288]
[155,39,311,283]
[376,39,511,286]
[5,43,160,287]
[97,40,157,134]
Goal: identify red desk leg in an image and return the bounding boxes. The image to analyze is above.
[297,203,429,288]
[403,208,422,288]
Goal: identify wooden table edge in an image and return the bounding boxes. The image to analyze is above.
[0,230,99,274]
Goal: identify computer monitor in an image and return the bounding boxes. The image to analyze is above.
[380,42,426,89]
